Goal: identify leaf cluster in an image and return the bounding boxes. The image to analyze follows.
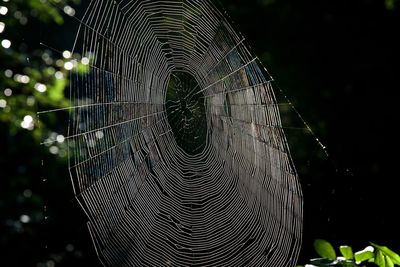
[298,240,400,267]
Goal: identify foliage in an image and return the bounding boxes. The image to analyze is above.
[0,0,96,266]
[297,240,400,267]
[385,0,400,10]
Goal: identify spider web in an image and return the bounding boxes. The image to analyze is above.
[45,0,303,266]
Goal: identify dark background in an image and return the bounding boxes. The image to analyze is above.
[1,0,399,266]
[219,0,400,262]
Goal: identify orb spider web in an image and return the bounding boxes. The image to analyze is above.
[43,0,303,266]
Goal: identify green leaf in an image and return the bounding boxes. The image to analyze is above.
[375,250,386,267]
[386,256,394,267]
[340,245,354,260]
[354,247,375,263]
[313,239,336,260]
[371,243,400,264]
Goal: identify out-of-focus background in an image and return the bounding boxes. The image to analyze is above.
[1,0,399,266]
